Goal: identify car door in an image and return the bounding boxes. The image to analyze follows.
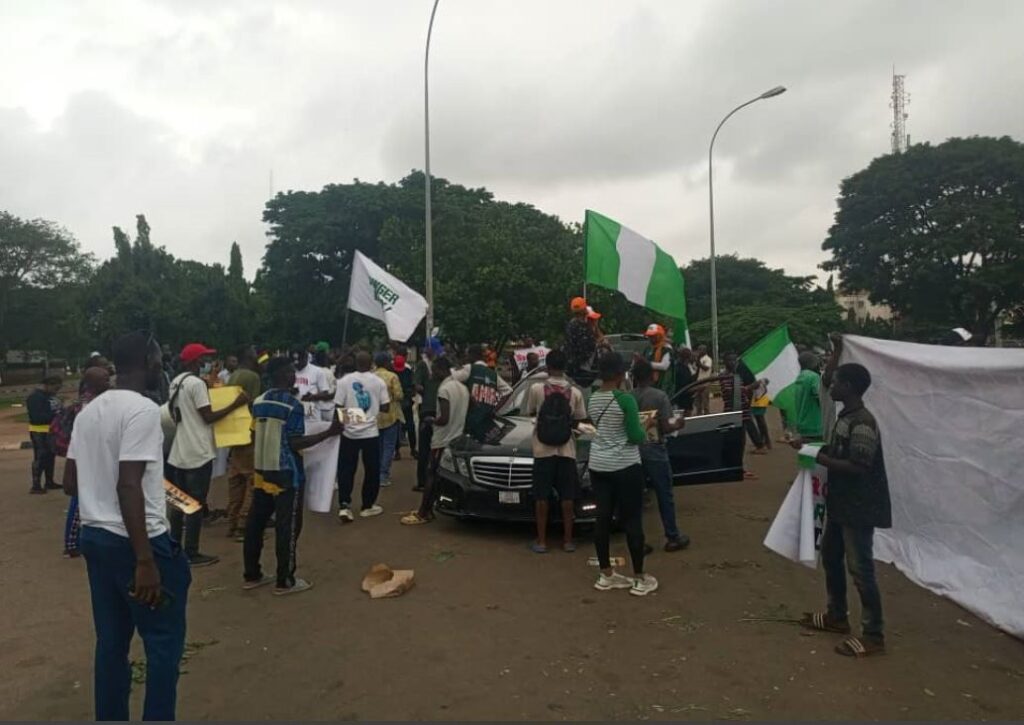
[666,409,745,485]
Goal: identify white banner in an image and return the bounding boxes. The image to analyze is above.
[764,463,826,569]
[301,420,340,513]
[347,250,428,342]
[512,346,550,372]
[841,335,1024,638]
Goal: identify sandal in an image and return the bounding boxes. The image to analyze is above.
[799,612,852,634]
[400,512,432,525]
[744,470,759,479]
[529,542,548,554]
[835,636,885,658]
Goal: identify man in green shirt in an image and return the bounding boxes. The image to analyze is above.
[793,352,823,440]
[226,345,263,540]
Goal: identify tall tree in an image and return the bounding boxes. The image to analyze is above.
[822,136,1024,343]
[228,241,244,281]
[0,211,94,355]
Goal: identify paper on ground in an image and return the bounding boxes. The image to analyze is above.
[209,386,252,448]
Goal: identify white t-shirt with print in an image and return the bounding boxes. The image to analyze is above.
[295,363,331,420]
[168,373,216,470]
[68,390,168,538]
[315,365,337,415]
[334,371,390,440]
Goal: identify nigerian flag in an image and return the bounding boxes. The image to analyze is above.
[584,210,687,335]
[741,324,801,416]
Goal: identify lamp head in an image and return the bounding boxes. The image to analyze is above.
[760,85,787,99]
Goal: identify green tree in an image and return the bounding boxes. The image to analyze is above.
[683,255,831,324]
[0,211,94,356]
[688,303,844,355]
[822,136,1024,343]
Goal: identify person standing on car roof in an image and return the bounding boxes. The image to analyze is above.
[564,296,597,383]
[642,324,675,396]
[631,359,690,552]
[523,350,589,554]
[402,357,469,525]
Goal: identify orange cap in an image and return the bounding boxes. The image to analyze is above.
[644,323,665,338]
[570,296,588,312]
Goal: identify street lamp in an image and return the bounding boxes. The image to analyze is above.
[424,0,441,335]
[707,85,786,369]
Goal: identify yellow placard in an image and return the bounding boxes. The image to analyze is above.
[209,385,252,448]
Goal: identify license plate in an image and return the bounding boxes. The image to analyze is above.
[498,491,520,504]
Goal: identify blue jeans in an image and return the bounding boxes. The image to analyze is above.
[80,527,191,721]
[821,520,884,639]
[378,423,400,483]
[640,455,681,541]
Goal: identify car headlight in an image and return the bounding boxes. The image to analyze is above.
[456,457,471,478]
[440,449,455,472]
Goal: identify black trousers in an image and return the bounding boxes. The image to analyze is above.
[243,486,303,588]
[167,461,213,557]
[30,431,55,488]
[401,402,417,452]
[743,417,764,449]
[591,464,646,574]
[416,418,434,488]
[337,436,381,510]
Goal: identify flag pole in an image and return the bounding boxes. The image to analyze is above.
[341,307,350,349]
[582,211,588,299]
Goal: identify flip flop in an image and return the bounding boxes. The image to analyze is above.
[799,611,851,634]
[529,542,548,554]
[563,541,577,553]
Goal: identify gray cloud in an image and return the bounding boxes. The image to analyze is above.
[1,0,1023,284]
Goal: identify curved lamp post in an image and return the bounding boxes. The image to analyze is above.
[424,0,441,335]
[707,85,786,368]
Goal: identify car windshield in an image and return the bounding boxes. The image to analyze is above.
[498,368,588,416]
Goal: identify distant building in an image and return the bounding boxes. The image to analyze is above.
[836,291,893,324]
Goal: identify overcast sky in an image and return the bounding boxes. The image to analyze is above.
[2,0,1023,283]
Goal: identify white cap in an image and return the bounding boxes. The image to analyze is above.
[952,327,972,342]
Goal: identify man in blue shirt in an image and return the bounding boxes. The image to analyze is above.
[243,357,342,595]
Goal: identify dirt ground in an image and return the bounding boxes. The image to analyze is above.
[1,405,1022,721]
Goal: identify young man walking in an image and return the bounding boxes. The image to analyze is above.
[522,350,587,553]
[243,357,343,595]
[632,359,690,552]
[335,351,390,522]
[401,357,469,525]
[796,361,892,658]
[26,375,63,493]
[294,348,333,422]
[64,331,191,721]
[413,345,439,492]
[226,346,263,541]
[794,351,823,441]
[168,343,247,567]
[373,351,404,487]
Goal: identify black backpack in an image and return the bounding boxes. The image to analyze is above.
[536,383,573,446]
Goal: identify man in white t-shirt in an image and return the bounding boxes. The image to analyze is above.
[334,350,390,522]
[694,343,714,416]
[293,348,334,422]
[63,331,191,721]
[313,347,338,422]
[402,356,469,525]
[167,343,247,567]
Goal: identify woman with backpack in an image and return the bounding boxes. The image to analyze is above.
[587,352,659,596]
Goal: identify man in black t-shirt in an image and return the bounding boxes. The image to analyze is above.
[794,362,891,658]
[564,297,597,383]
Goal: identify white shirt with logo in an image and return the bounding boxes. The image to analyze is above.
[68,390,168,538]
[334,371,390,440]
[295,363,331,420]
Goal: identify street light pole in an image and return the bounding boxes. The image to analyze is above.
[707,85,786,370]
[424,0,441,336]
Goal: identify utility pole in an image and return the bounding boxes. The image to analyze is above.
[890,69,909,154]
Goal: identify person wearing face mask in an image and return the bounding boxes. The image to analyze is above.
[167,343,247,567]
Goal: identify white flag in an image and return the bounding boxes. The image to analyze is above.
[347,251,428,342]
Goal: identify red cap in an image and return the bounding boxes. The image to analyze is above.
[393,354,407,372]
[180,343,217,365]
[570,296,588,312]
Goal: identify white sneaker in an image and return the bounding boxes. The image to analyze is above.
[630,573,659,597]
[380,479,393,488]
[594,571,633,591]
[360,504,384,518]
[338,507,355,524]
[274,578,313,596]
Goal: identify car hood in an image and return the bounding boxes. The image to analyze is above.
[449,415,590,460]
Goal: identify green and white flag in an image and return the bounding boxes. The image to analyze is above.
[741,324,801,416]
[584,210,687,339]
[347,250,428,342]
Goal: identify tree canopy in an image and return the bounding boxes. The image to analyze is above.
[822,136,1024,343]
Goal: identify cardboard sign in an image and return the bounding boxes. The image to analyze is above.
[512,346,550,372]
[164,479,202,515]
[209,386,252,448]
